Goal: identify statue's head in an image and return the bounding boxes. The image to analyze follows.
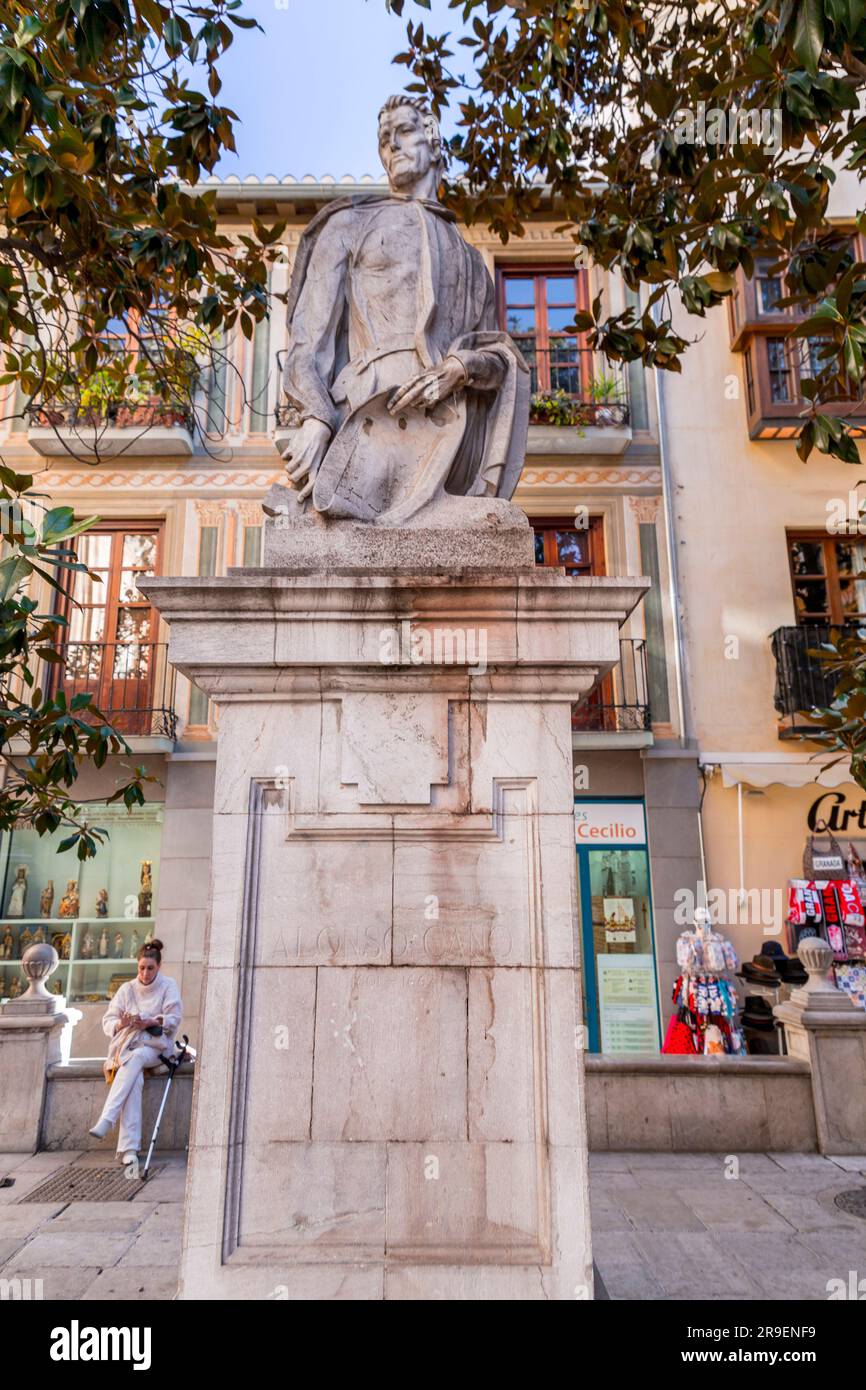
[377,95,443,193]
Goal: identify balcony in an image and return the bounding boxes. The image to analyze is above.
[770,624,846,738]
[27,402,195,459]
[50,641,178,741]
[572,637,651,746]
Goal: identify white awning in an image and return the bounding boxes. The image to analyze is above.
[711,758,853,790]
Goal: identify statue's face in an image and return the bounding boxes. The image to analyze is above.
[378,105,437,190]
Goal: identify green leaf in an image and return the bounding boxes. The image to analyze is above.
[793,0,825,74]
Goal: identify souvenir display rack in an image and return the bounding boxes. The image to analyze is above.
[786,839,866,1010]
[662,909,746,1056]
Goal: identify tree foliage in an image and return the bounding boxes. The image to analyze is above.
[387,0,866,463]
[0,0,284,441]
[0,0,279,853]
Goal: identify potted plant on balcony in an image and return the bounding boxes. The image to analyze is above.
[528,388,588,430]
[78,368,125,427]
[590,373,623,426]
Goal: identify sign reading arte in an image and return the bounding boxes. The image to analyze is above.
[808,791,866,834]
[574,800,647,845]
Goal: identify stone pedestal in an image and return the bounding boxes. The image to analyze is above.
[0,997,78,1153]
[775,938,866,1155]
[144,563,647,1299]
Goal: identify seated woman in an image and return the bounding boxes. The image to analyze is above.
[88,939,182,1165]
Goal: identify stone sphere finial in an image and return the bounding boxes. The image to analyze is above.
[795,935,838,1000]
[19,942,59,1002]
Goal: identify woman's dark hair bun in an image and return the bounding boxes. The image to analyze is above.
[138,938,163,962]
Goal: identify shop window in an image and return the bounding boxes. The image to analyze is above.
[574,800,661,1054]
[496,267,591,396]
[0,802,164,1007]
[787,531,866,625]
[56,521,164,736]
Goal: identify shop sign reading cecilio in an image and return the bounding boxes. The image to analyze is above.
[574,801,647,846]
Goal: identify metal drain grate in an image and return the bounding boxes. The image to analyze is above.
[19,1163,162,1203]
[834,1188,866,1220]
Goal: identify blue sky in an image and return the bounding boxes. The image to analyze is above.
[213,0,466,179]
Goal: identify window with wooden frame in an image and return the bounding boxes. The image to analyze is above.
[54,521,164,735]
[787,531,866,626]
[728,235,866,439]
[531,516,606,576]
[92,301,171,370]
[496,267,592,397]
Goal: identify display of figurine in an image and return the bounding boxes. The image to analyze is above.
[8,973,21,998]
[60,931,71,960]
[40,880,54,919]
[130,928,140,957]
[113,931,125,960]
[95,888,109,918]
[137,860,153,918]
[80,927,94,961]
[144,926,154,945]
[1,928,13,960]
[19,926,32,953]
[58,879,80,918]
[98,927,109,959]
[6,865,27,918]
[51,978,63,996]
[32,924,44,945]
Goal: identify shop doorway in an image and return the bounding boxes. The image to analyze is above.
[575,797,662,1054]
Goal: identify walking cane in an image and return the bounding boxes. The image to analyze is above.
[141,1034,196,1182]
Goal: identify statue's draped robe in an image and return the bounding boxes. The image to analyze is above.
[282,194,529,522]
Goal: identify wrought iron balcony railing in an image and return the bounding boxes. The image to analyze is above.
[573,637,651,733]
[51,641,178,740]
[29,401,194,432]
[770,624,851,736]
[523,349,630,428]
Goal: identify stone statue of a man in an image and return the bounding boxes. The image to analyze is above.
[277,94,530,528]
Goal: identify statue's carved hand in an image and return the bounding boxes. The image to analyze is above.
[387,356,468,415]
[281,417,331,502]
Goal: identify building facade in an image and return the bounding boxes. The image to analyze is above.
[5,169,858,1064]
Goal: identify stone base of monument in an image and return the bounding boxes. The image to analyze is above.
[262,483,534,570]
[143,556,647,1300]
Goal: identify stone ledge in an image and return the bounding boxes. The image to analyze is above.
[46,1058,194,1078]
[585,1054,811,1076]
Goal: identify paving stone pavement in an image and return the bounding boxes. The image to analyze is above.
[0,1149,864,1300]
[591,1151,866,1300]
[0,1150,185,1301]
